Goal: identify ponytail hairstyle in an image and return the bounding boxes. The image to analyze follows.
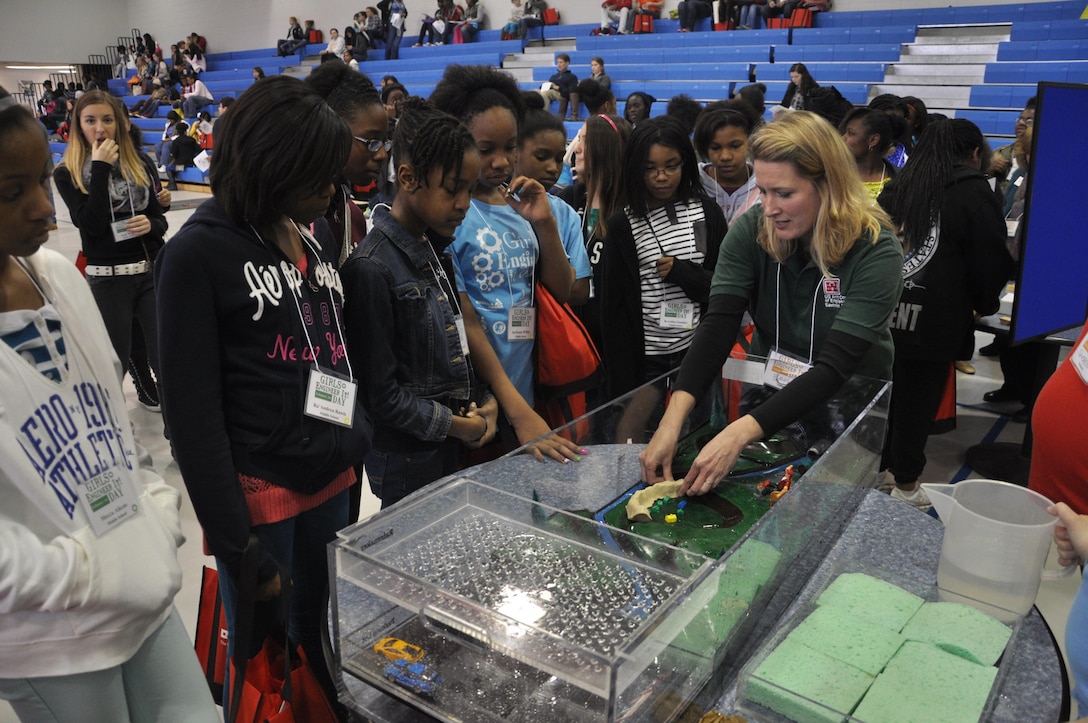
[60,90,149,193]
[881,118,988,254]
[519,90,566,145]
[305,59,383,118]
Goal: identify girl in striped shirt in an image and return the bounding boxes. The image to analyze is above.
[601,115,727,440]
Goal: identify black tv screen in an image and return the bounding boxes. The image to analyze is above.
[1010,81,1088,344]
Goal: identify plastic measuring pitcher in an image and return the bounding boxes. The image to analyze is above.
[922,479,1057,622]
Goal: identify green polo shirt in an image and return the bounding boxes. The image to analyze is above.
[710,205,903,381]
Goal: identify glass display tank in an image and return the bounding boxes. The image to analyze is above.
[331,357,891,722]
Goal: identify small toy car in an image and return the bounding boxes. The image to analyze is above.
[384,658,442,696]
[373,636,424,663]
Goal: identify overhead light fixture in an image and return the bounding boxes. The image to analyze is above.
[5,65,78,71]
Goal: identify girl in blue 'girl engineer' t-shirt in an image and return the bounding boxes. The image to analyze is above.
[430,64,582,462]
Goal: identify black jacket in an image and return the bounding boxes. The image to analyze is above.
[155,198,372,581]
[54,160,167,266]
[878,164,1012,361]
[601,196,727,397]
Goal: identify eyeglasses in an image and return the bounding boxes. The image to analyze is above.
[353,136,392,152]
[644,163,683,178]
[1016,116,1034,126]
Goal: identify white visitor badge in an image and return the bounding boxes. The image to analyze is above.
[507,307,536,341]
[110,219,140,242]
[454,314,469,356]
[78,467,140,537]
[659,300,695,330]
[763,349,813,390]
[1072,335,1088,386]
[304,368,358,428]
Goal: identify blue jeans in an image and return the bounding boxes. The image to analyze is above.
[216,489,349,718]
[385,26,403,58]
[0,609,220,722]
[365,435,461,508]
[181,94,215,118]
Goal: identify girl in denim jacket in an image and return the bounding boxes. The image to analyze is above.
[343,99,498,507]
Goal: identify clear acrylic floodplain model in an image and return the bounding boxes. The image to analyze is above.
[331,359,892,722]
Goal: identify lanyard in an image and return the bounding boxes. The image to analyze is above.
[774,262,820,364]
[250,222,354,380]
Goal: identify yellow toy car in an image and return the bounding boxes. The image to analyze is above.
[373,637,424,663]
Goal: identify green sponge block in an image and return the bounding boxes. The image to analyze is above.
[852,641,997,723]
[816,573,925,631]
[747,637,873,723]
[673,540,781,657]
[899,602,1012,666]
[786,604,905,676]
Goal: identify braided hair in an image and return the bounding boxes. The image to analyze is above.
[393,96,476,189]
[882,118,988,253]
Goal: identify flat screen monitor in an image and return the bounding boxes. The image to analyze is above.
[1010,81,1088,344]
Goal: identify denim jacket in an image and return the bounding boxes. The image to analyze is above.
[342,206,473,443]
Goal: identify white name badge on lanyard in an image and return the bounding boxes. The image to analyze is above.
[1072,335,1088,385]
[659,300,695,330]
[507,307,536,341]
[764,349,813,390]
[454,314,469,356]
[110,219,140,242]
[304,367,358,428]
[78,466,141,537]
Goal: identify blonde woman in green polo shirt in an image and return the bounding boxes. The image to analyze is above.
[640,111,904,496]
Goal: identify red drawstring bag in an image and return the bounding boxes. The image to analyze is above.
[227,536,339,723]
[534,284,602,441]
[194,566,229,705]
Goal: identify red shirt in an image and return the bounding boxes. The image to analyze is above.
[1029,321,1088,514]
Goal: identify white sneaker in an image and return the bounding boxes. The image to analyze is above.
[875,470,896,493]
[891,485,932,511]
[157,165,167,173]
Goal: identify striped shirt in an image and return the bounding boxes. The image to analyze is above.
[0,305,68,383]
[629,198,707,356]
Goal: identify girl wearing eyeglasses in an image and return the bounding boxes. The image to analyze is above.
[305,62,390,266]
[600,115,726,440]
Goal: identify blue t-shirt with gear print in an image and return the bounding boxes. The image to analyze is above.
[450,199,539,405]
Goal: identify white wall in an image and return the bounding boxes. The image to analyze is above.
[0,0,1058,87]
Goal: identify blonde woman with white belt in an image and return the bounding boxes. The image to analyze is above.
[54,90,167,403]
